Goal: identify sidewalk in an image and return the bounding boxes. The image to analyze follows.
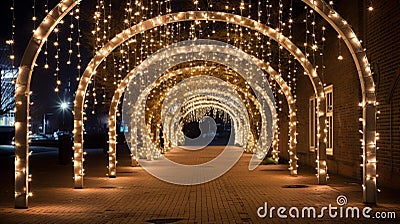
[0,145,398,223]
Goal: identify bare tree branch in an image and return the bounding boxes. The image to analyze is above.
[0,43,16,116]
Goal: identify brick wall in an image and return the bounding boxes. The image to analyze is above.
[366,0,400,190]
[279,0,400,190]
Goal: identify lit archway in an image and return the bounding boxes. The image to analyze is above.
[14,0,376,208]
[108,60,297,177]
[72,14,327,189]
[119,40,277,175]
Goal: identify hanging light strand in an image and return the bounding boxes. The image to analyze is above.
[32,0,37,33]
[76,5,82,81]
[321,26,326,85]
[7,0,16,68]
[44,0,49,70]
[54,23,61,93]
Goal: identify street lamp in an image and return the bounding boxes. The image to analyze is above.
[59,101,71,131]
[60,102,69,110]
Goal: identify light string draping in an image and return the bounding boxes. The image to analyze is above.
[107,64,272,176]
[107,60,297,177]
[71,12,326,189]
[14,0,377,208]
[121,40,276,174]
[159,76,252,151]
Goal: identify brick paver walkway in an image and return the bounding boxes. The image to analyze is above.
[0,145,398,223]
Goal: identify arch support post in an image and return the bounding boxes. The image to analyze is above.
[108,123,117,178]
[14,66,31,209]
[363,103,377,204]
[317,97,328,185]
[73,107,84,188]
[108,99,119,178]
[271,129,280,164]
[288,116,298,176]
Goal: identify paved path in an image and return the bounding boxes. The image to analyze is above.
[0,145,398,223]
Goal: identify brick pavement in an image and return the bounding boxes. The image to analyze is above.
[0,145,398,223]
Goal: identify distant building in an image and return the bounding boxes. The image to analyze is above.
[0,66,17,127]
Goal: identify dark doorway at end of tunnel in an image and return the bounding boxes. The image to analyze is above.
[182,115,233,146]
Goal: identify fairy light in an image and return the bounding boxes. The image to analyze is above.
[73,11,330,184]
[75,5,82,81]
[5,0,368,200]
[311,9,318,67]
[32,0,37,33]
[368,0,374,11]
[54,23,61,93]
[321,26,326,85]
[43,1,50,69]
[225,0,231,45]
[337,34,343,60]
[304,5,309,59]
[266,0,272,64]
[9,1,376,207]
[110,43,296,176]
[8,0,16,68]
[67,11,74,66]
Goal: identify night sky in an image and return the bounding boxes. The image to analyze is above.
[0,0,351,132]
[0,1,89,131]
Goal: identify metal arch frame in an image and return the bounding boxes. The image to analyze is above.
[162,86,252,151]
[174,100,245,147]
[158,75,270,153]
[163,89,249,148]
[14,0,80,208]
[108,61,297,178]
[169,97,247,148]
[14,0,377,208]
[304,0,377,204]
[129,79,251,162]
[120,40,279,175]
[130,85,255,161]
[127,61,276,163]
[108,67,265,176]
[73,13,326,190]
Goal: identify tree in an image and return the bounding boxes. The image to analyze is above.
[0,43,16,116]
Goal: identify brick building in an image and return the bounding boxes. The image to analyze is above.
[278,0,400,190]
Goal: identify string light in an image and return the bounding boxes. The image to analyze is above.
[16,1,375,206]
[32,0,37,33]
[8,0,16,68]
[54,23,61,93]
[337,35,343,60]
[368,1,374,11]
[76,5,82,81]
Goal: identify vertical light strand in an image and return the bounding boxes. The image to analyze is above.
[44,0,49,70]
[304,5,309,60]
[311,9,318,67]
[8,0,16,68]
[239,0,244,50]
[321,26,326,85]
[255,0,261,59]
[225,0,230,45]
[337,34,343,60]
[54,24,61,93]
[32,0,36,33]
[368,0,374,11]
[67,11,74,66]
[75,5,82,82]
[266,0,272,65]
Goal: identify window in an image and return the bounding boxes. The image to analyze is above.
[325,85,333,155]
[309,97,316,151]
[309,85,334,155]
